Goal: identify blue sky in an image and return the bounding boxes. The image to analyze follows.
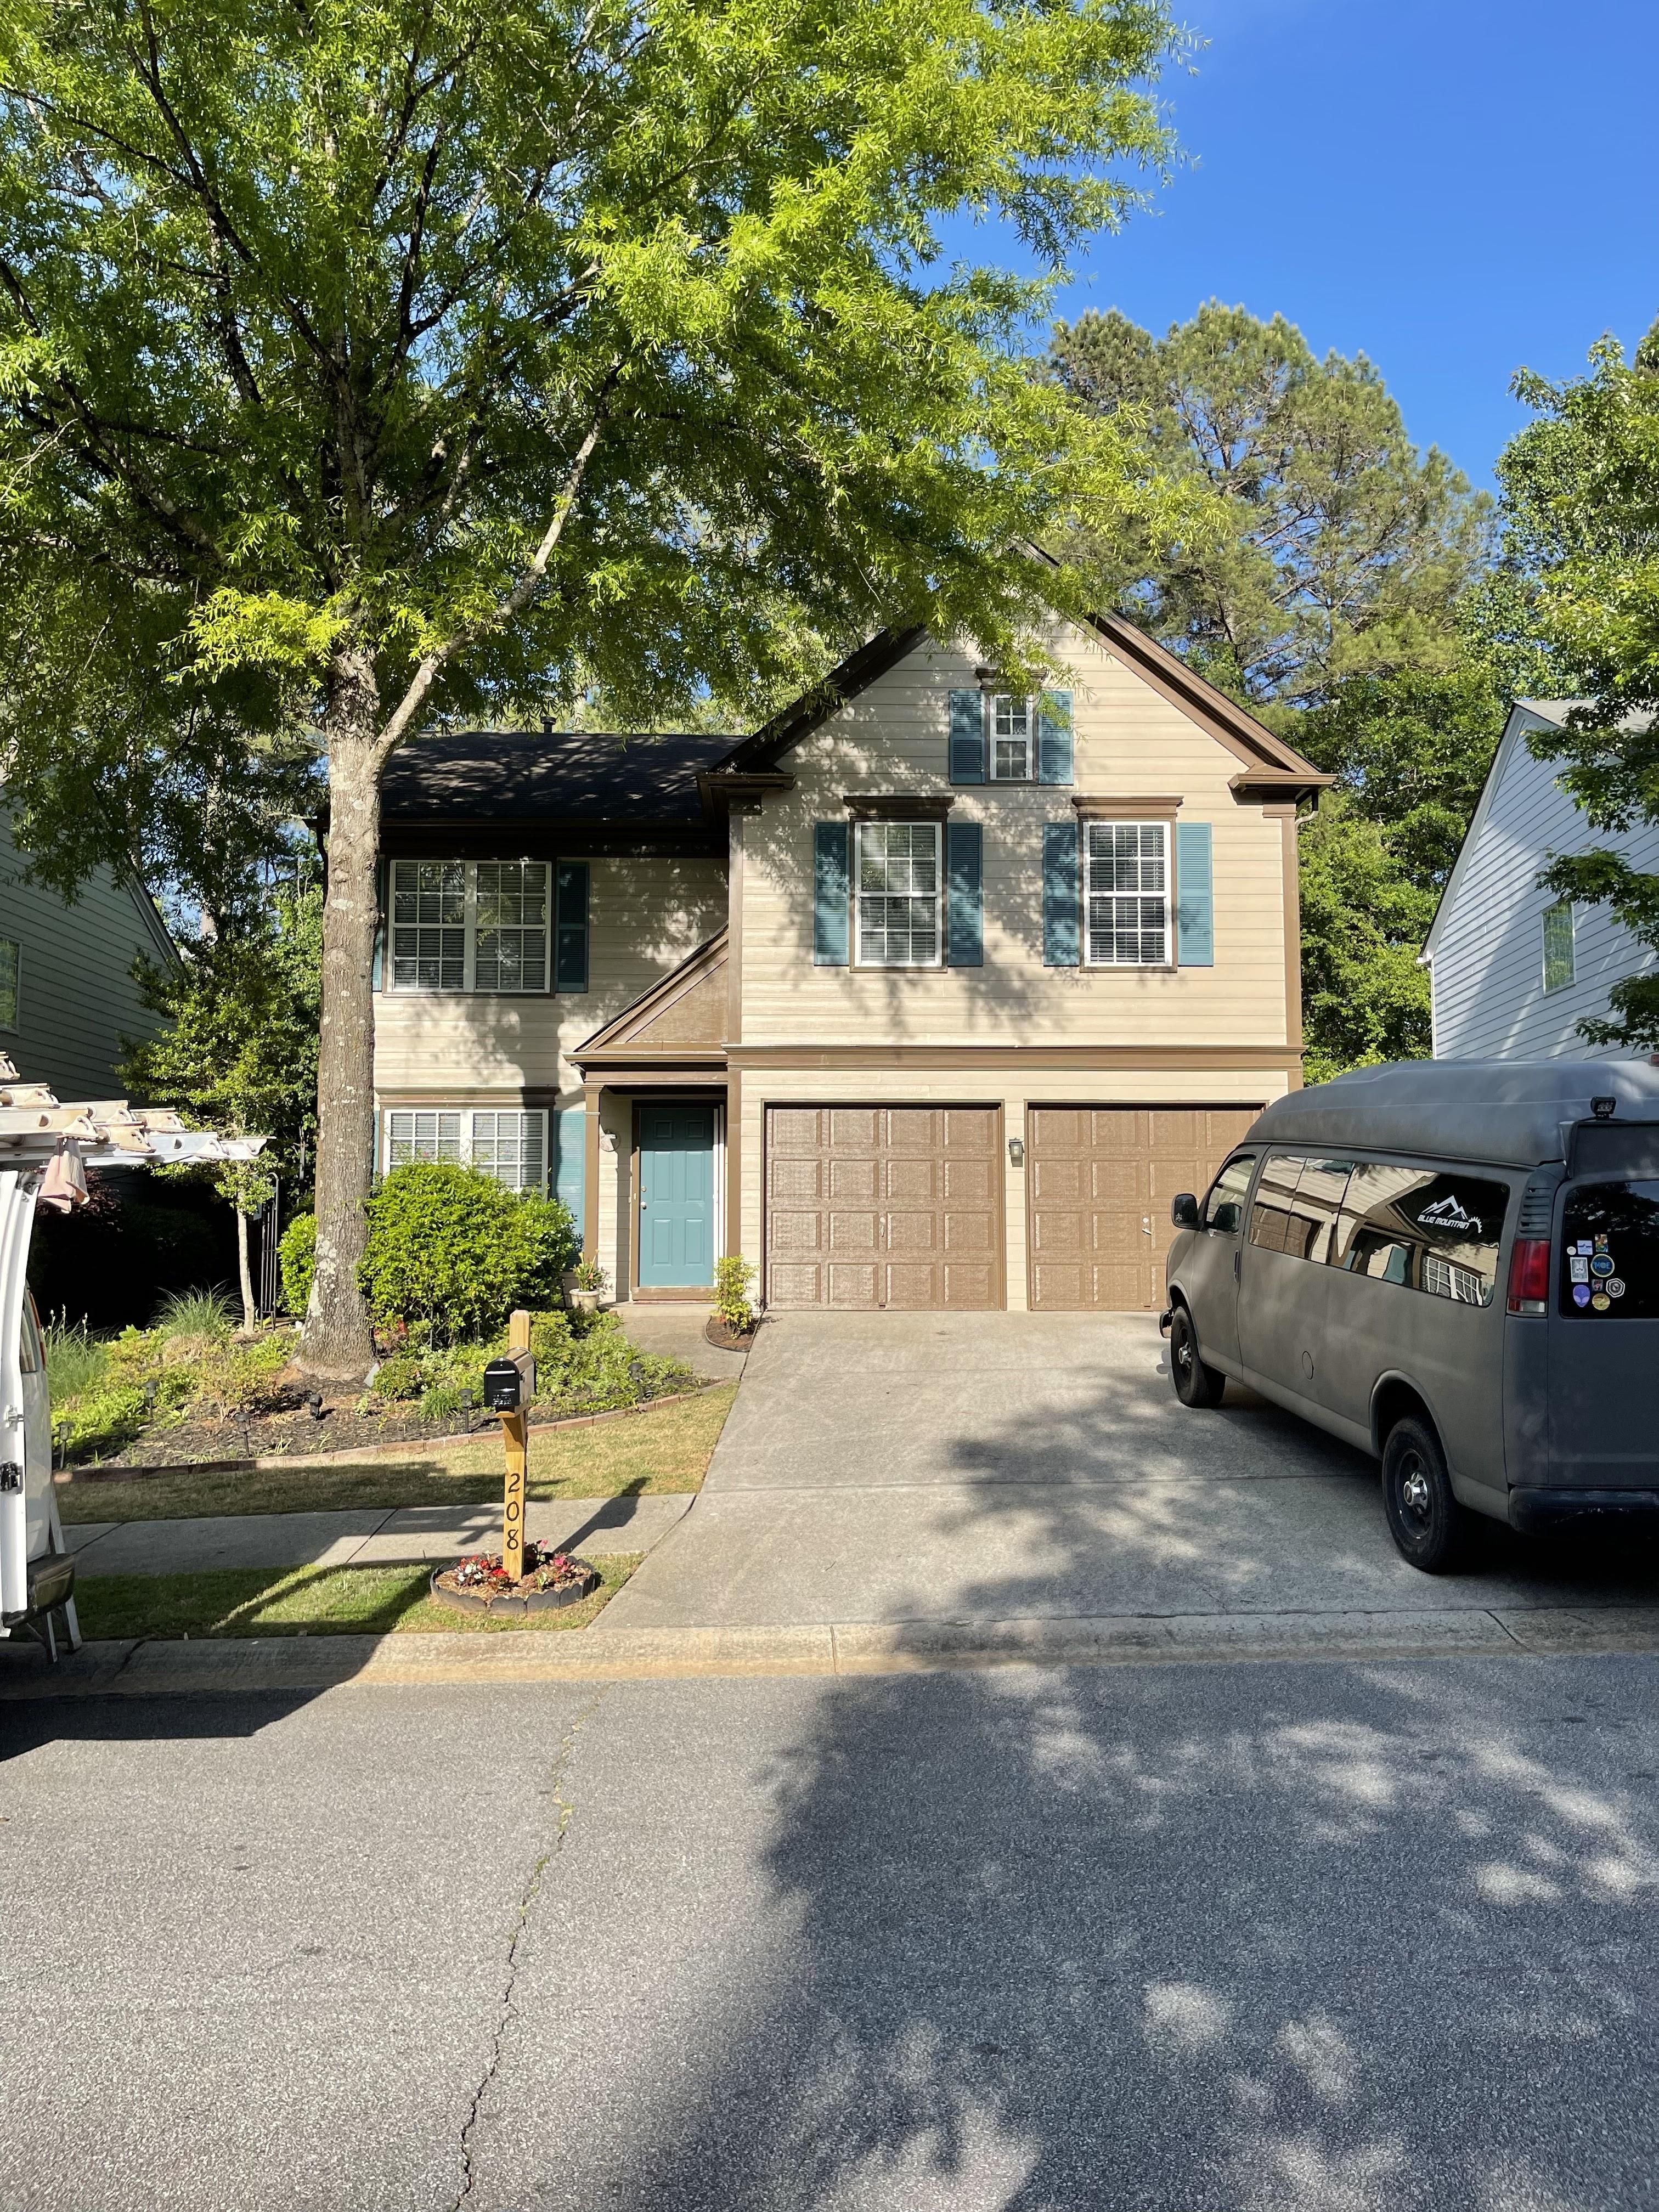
[954,0,1657,490]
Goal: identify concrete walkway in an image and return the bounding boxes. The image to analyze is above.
[596,1311,1659,1634]
[65,1493,693,1577]
[613,1300,747,1381]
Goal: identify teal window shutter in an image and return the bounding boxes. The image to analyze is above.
[1175,822,1214,967]
[948,689,986,785]
[555,861,589,991]
[554,1105,586,1224]
[371,859,386,990]
[813,821,850,964]
[1037,690,1074,786]
[945,820,983,967]
[1042,821,1080,967]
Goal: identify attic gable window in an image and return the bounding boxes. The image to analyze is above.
[390,860,549,993]
[990,695,1034,781]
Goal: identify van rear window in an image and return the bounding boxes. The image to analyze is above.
[1559,1181,1659,1318]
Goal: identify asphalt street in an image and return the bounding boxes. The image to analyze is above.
[3,1655,1658,2212]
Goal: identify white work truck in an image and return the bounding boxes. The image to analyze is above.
[0,1062,263,1660]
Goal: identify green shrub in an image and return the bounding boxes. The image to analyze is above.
[713,1255,757,1333]
[60,1384,150,1460]
[279,1211,317,1318]
[154,1285,236,1339]
[43,1318,109,1402]
[359,1164,577,1341]
[527,1309,693,1413]
[191,1333,292,1419]
[370,1351,423,1402]
[419,1383,466,1421]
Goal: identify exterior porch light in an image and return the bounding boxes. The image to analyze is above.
[1008,1135,1025,1169]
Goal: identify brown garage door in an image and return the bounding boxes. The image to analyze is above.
[765,1105,1002,1310]
[1027,1105,1260,1312]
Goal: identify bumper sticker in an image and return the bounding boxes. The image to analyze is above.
[1570,1256,1589,1282]
[1608,1277,1626,1298]
[1573,1282,1592,1307]
[1592,1291,1611,1312]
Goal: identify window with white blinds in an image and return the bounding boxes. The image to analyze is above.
[1084,821,1171,967]
[855,821,942,967]
[383,1108,548,1194]
[390,860,550,992]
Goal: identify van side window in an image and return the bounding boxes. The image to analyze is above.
[1248,1152,1306,1252]
[1559,1180,1659,1318]
[1333,1163,1509,1305]
[19,1295,41,1375]
[1247,1154,1354,1262]
[1202,1152,1257,1229]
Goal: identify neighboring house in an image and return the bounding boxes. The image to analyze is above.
[1423,701,1659,1062]
[374,614,1329,1313]
[0,808,176,1099]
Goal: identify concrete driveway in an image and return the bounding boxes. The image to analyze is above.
[599,1311,1659,1633]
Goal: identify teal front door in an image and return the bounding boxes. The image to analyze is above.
[637,1104,716,1288]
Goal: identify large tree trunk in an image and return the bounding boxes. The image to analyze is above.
[295,647,382,1381]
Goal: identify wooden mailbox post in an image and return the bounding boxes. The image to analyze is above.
[483,1310,536,1581]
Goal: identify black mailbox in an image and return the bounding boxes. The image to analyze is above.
[482,1352,536,1411]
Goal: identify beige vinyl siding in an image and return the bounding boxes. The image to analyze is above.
[374,856,727,1101]
[738,621,1293,1048]
[0,810,173,1100]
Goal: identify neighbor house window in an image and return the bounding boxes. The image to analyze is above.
[1084,820,1170,966]
[0,939,18,1031]
[383,1107,547,1194]
[990,695,1034,781]
[855,821,942,967]
[390,860,549,993]
[1542,900,1575,994]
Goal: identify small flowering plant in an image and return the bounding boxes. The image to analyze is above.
[450,1542,594,1594]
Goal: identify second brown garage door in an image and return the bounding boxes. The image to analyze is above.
[765,1105,1002,1310]
[1027,1104,1260,1311]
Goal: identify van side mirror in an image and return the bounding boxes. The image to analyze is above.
[1211,1201,1242,1235]
[1170,1193,1199,1228]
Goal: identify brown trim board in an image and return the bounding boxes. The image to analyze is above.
[730,1045,1301,1071]
[1267,802,1305,1082]
[1070,794,1182,819]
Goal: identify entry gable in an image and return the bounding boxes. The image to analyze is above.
[573,928,729,1070]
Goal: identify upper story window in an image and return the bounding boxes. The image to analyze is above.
[1542,900,1575,994]
[0,939,18,1031]
[389,859,554,994]
[1084,821,1170,966]
[855,821,941,968]
[990,695,1035,781]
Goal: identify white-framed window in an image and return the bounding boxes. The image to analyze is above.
[1084,820,1171,967]
[990,695,1035,781]
[383,1107,547,1194]
[390,860,549,993]
[0,939,18,1031]
[1542,900,1575,994]
[855,820,942,968]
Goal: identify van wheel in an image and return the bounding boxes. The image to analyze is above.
[1382,1417,1470,1573]
[1170,1306,1226,1408]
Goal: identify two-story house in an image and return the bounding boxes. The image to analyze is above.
[1423,699,1659,1061]
[375,613,1329,1313]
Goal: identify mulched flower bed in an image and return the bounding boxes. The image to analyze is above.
[61,1392,500,1474]
[429,1543,601,1617]
[704,1318,757,1352]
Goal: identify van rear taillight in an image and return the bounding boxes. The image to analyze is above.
[1507,1238,1551,1315]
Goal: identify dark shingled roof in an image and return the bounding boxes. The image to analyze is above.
[380,728,738,825]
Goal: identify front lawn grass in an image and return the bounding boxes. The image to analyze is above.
[59,1383,736,1523]
[74,1554,642,1639]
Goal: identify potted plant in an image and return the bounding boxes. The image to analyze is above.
[707,1255,760,1349]
[566,1257,608,1315]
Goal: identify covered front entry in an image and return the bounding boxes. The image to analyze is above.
[764,1104,1002,1310]
[636,1101,717,1289]
[1026,1104,1260,1312]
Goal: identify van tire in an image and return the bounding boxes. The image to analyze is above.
[1382,1416,1470,1573]
[1170,1306,1226,1408]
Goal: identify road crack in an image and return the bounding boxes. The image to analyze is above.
[452,1684,614,2209]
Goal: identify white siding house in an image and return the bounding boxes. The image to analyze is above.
[1423,701,1659,1060]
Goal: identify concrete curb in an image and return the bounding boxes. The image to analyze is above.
[7,1602,1659,1699]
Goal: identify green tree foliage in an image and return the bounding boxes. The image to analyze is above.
[359,1164,578,1341]
[120,884,321,1322]
[0,0,1188,1374]
[1297,799,1440,1085]
[1499,324,1659,1048]
[1048,302,1491,718]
